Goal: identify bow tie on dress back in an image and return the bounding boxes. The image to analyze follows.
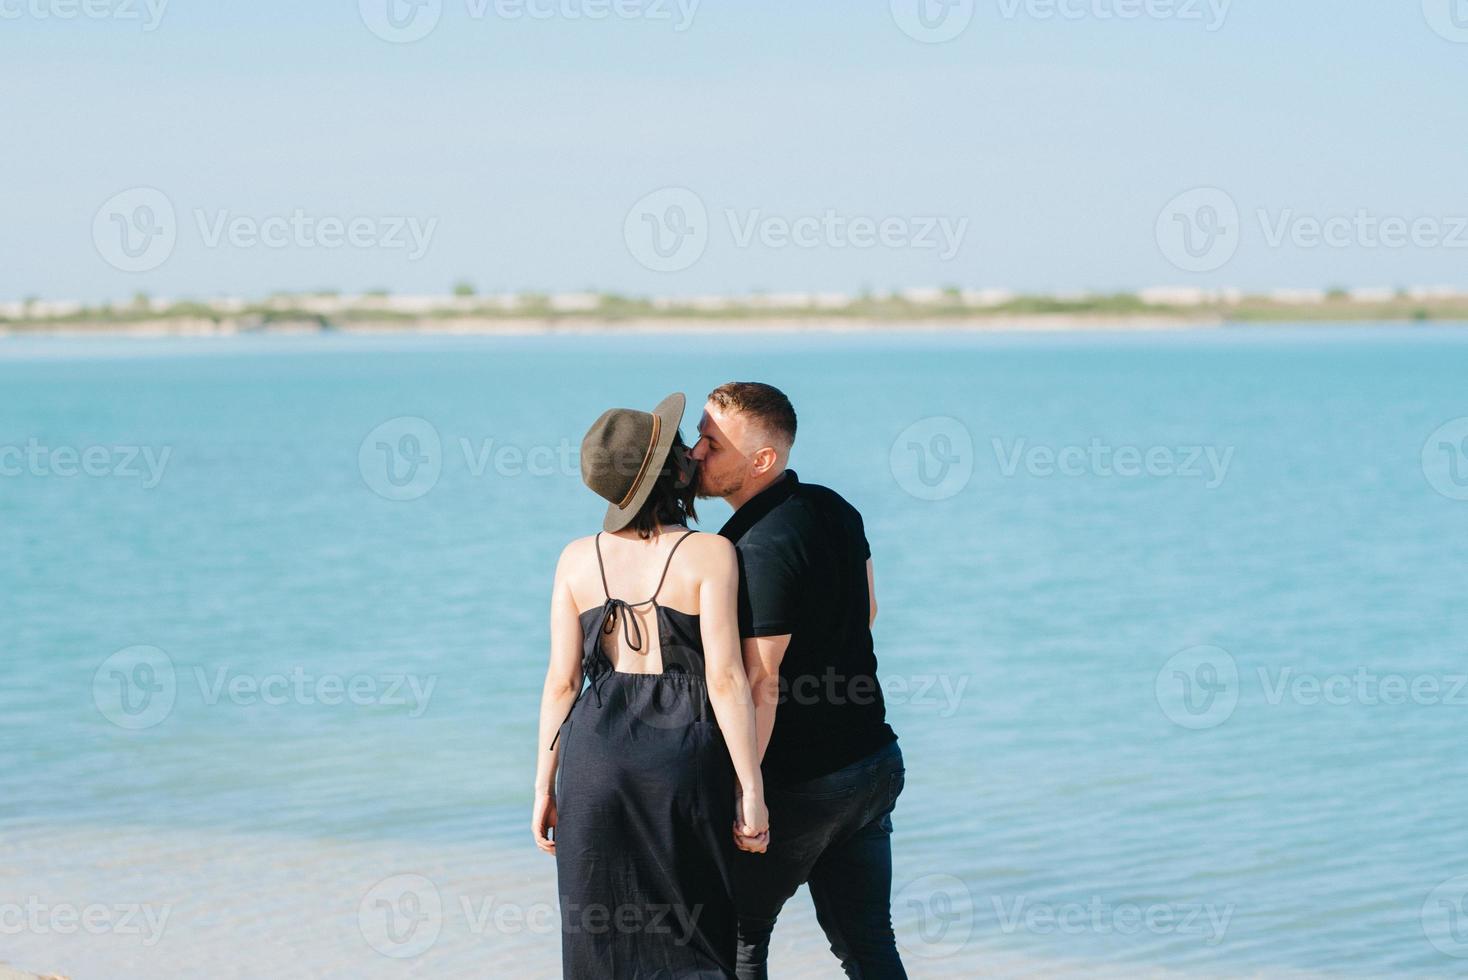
[601,597,646,652]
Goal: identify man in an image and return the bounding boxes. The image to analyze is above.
[690,381,907,980]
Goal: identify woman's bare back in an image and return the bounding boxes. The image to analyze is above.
[562,527,727,674]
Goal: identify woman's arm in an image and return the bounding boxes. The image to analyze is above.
[698,535,769,851]
[532,542,584,854]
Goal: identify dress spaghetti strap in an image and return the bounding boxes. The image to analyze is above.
[649,529,697,604]
[592,529,697,605]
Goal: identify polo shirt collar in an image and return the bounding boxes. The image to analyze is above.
[718,470,799,542]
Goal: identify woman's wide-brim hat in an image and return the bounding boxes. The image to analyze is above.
[580,392,686,532]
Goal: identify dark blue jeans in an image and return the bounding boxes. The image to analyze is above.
[734,740,907,980]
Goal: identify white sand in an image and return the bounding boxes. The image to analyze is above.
[1,824,1276,979]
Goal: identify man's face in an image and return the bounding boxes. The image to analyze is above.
[690,402,754,499]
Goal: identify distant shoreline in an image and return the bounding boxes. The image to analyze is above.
[3,314,1468,339]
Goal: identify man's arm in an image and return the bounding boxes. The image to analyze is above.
[866,558,877,627]
[742,633,790,763]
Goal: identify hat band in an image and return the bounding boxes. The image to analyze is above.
[615,414,661,509]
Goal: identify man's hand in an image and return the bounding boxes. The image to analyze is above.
[734,791,770,854]
[532,791,558,855]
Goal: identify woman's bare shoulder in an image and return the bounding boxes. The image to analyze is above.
[554,535,599,574]
[678,531,736,568]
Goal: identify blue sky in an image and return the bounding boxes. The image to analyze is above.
[3,1,1467,303]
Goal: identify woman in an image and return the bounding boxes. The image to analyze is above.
[533,392,769,979]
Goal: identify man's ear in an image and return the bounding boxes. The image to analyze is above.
[751,446,780,476]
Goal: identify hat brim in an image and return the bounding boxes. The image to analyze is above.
[602,391,686,532]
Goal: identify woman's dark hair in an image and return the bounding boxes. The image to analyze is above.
[627,431,697,539]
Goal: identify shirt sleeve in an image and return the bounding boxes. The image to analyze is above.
[735,537,802,638]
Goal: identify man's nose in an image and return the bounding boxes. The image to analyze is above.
[689,438,707,461]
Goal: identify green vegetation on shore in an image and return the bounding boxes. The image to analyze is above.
[4,289,1467,332]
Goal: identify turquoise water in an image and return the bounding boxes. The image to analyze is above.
[3,326,1468,977]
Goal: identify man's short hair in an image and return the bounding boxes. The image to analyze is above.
[707,381,797,448]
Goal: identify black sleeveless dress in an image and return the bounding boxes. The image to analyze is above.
[553,530,738,979]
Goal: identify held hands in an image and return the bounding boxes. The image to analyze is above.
[733,790,770,854]
[532,791,558,855]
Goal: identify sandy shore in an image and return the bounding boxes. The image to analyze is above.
[0,314,1223,339]
[0,966,65,980]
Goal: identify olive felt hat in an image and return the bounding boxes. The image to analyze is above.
[580,392,686,532]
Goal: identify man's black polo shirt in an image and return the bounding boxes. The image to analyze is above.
[719,470,898,785]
